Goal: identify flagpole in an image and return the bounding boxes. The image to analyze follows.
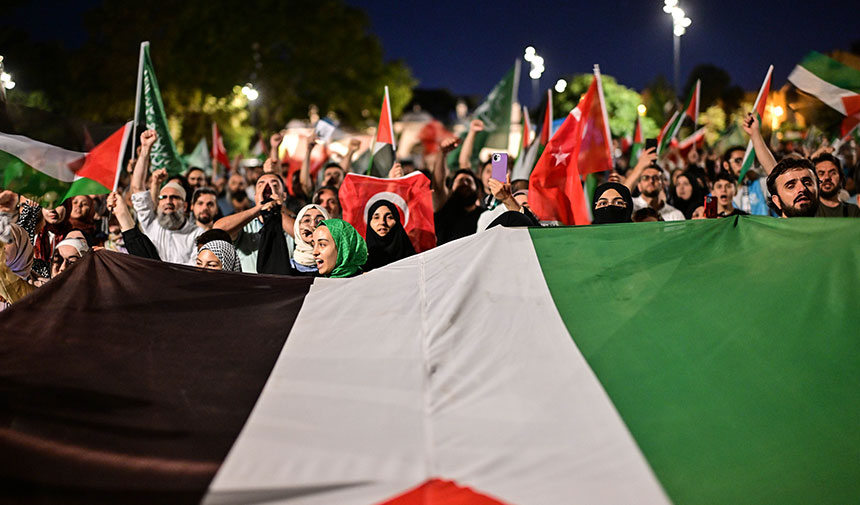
[593,65,614,170]
[113,121,134,191]
[131,41,148,162]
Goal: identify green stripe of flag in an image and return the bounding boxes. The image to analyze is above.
[797,51,860,93]
[530,217,860,504]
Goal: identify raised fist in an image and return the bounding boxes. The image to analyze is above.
[440,137,461,155]
[140,129,158,148]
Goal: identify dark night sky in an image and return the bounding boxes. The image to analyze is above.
[5,0,859,106]
[346,0,858,102]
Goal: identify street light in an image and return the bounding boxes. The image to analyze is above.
[241,83,259,102]
[0,72,15,90]
[555,79,567,93]
[0,55,14,91]
[637,104,647,116]
[772,105,784,130]
[664,0,691,93]
[524,46,545,106]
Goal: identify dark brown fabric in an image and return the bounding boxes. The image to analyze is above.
[0,250,313,504]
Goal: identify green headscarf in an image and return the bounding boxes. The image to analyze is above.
[320,219,367,278]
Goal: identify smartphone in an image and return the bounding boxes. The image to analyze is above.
[644,138,658,167]
[645,138,657,151]
[704,195,718,218]
[491,153,508,183]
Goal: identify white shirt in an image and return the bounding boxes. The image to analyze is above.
[131,191,203,265]
[632,196,685,221]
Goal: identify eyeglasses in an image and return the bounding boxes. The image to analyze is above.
[158,194,184,201]
[52,255,80,267]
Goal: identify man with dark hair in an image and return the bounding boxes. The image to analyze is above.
[186,167,208,191]
[766,157,819,218]
[191,188,219,231]
[813,153,860,217]
[313,186,342,219]
[214,173,295,273]
[712,172,748,217]
[320,162,346,189]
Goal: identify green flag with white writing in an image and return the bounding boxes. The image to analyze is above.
[447,61,520,169]
[134,42,184,175]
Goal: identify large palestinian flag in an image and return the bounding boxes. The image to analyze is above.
[1,217,858,504]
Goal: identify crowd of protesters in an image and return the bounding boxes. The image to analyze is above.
[1,103,859,308]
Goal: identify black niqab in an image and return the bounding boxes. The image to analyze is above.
[592,182,634,224]
[365,200,416,271]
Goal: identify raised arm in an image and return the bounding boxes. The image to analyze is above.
[458,119,483,170]
[268,131,284,177]
[624,147,658,193]
[742,112,777,175]
[149,168,167,207]
[341,138,362,173]
[299,133,318,199]
[433,137,460,211]
[213,200,279,241]
[130,130,157,196]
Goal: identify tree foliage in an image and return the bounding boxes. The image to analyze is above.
[2,0,415,153]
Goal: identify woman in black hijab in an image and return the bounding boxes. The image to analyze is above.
[669,171,707,219]
[592,182,634,224]
[364,200,416,271]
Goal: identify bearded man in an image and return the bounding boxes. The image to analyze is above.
[130,130,202,264]
[766,157,820,218]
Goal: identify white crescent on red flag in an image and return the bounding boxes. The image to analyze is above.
[339,171,436,252]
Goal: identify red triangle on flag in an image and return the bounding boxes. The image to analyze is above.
[212,122,232,170]
[339,171,436,252]
[540,89,553,146]
[376,87,395,147]
[377,478,509,505]
[77,122,132,191]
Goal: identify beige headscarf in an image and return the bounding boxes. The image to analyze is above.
[292,204,330,267]
[0,213,34,279]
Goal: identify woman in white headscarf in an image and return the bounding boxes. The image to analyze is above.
[291,204,329,274]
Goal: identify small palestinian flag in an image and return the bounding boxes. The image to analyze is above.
[658,79,700,156]
[367,86,396,176]
[512,89,553,181]
[629,115,644,166]
[788,51,860,137]
[738,65,773,183]
[0,122,132,207]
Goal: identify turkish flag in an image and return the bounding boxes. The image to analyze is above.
[339,172,436,252]
[528,80,594,225]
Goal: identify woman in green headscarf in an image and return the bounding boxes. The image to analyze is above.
[311,218,368,278]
